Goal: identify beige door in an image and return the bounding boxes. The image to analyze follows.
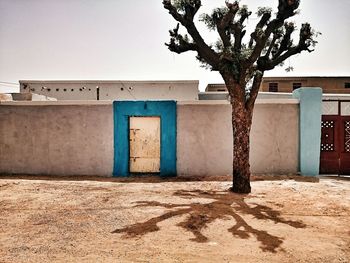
[129,116,160,173]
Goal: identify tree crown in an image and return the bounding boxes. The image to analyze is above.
[163,0,318,80]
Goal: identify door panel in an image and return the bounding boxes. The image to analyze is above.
[320,116,340,174]
[129,117,160,173]
[320,101,350,175]
[340,117,350,175]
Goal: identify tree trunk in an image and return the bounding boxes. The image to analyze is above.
[229,85,253,194]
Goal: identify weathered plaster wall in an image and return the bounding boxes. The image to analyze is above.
[19,80,199,101]
[177,102,299,176]
[0,104,113,176]
[177,104,232,176]
[101,81,198,101]
[250,103,299,174]
[1,100,299,177]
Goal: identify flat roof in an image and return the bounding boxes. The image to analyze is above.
[19,80,199,84]
[206,76,350,87]
[262,76,350,80]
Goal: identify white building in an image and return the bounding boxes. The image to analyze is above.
[19,80,199,101]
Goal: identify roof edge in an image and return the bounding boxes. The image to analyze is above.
[19,80,199,84]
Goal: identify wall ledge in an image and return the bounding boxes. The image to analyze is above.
[179,99,299,105]
[0,100,113,106]
[19,80,199,85]
[1,98,300,106]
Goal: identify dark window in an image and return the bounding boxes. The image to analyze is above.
[345,83,350,89]
[56,88,59,91]
[47,88,51,92]
[268,83,278,92]
[71,89,74,91]
[217,89,227,91]
[293,83,302,90]
[63,88,67,92]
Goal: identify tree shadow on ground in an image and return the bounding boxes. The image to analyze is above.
[112,190,306,253]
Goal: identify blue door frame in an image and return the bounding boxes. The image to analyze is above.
[113,101,177,177]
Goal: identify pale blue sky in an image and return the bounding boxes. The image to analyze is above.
[0,0,349,92]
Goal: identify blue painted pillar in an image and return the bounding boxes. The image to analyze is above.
[293,88,322,176]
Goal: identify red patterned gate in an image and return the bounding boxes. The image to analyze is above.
[320,101,350,175]
[340,117,350,174]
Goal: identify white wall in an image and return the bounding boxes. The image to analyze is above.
[0,103,114,176]
[0,99,299,177]
[100,81,198,101]
[177,101,299,176]
[20,82,97,100]
[20,80,199,101]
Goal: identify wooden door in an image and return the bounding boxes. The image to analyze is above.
[339,116,350,175]
[129,117,160,173]
[320,101,350,175]
[320,116,340,174]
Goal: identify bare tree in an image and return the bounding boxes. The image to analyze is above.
[163,0,318,193]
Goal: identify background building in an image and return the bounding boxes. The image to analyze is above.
[261,76,350,93]
[206,76,350,94]
[19,80,199,101]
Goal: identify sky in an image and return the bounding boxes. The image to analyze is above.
[0,0,349,93]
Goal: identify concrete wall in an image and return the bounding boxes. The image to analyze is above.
[100,81,198,101]
[250,102,299,174]
[11,93,57,101]
[1,100,299,177]
[19,80,199,101]
[0,103,113,176]
[20,82,97,100]
[177,101,299,176]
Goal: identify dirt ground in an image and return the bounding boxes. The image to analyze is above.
[0,175,349,263]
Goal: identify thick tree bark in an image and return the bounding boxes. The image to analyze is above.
[227,81,253,194]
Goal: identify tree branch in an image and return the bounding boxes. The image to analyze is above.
[277,0,300,20]
[272,22,295,59]
[165,24,197,54]
[257,23,315,71]
[264,29,282,58]
[248,12,271,48]
[221,1,239,26]
[244,0,300,68]
[184,1,201,21]
[216,1,240,47]
[163,0,186,24]
[163,0,220,69]
[231,6,251,51]
[246,71,263,111]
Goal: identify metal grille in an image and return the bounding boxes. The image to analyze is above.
[345,121,350,153]
[321,120,335,152]
[321,120,334,128]
[321,143,334,151]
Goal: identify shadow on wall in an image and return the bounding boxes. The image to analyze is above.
[112,190,306,253]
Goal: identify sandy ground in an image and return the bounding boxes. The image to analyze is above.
[0,176,349,263]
